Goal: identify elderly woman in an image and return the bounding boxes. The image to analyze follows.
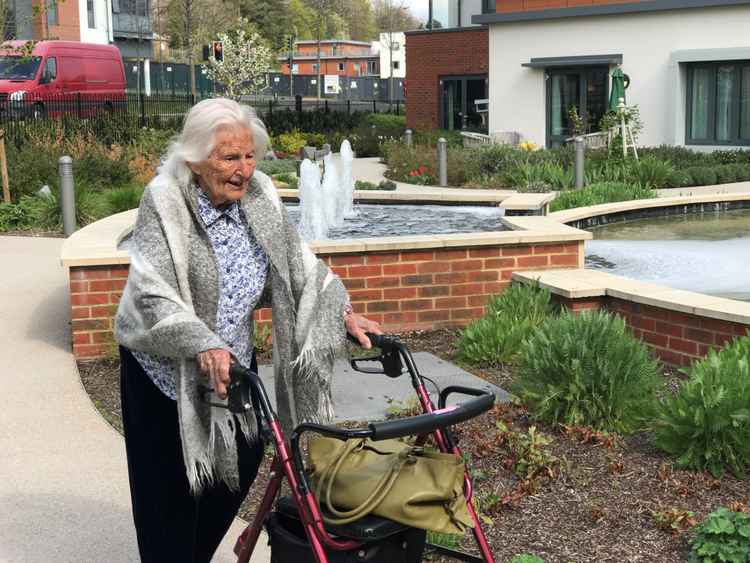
[115,97,380,562]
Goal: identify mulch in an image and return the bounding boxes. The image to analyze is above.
[77,329,749,562]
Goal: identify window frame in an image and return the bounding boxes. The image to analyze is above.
[87,0,96,29]
[686,61,750,146]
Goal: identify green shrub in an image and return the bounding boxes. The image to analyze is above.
[639,145,713,168]
[364,113,406,130]
[76,153,134,191]
[516,180,553,193]
[715,164,738,184]
[584,160,631,185]
[732,163,750,182]
[631,155,674,188]
[550,182,655,212]
[256,159,298,176]
[20,183,109,231]
[383,143,435,183]
[378,180,397,191]
[464,144,522,179]
[272,173,298,189]
[688,507,750,563]
[273,130,308,156]
[303,132,327,147]
[685,166,718,186]
[0,201,31,231]
[516,309,660,433]
[6,142,60,198]
[665,170,694,189]
[653,335,750,477]
[504,161,573,190]
[457,283,557,366]
[413,129,463,149]
[105,184,145,214]
[354,180,378,190]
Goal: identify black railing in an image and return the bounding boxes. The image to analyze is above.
[0,92,402,146]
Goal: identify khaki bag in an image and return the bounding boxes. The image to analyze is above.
[307,436,474,535]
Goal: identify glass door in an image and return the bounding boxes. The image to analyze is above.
[546,67,609,147]
[441,75,488,132]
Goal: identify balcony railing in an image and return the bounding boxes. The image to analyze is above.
[112,13,152,37]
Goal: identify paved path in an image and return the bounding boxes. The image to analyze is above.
[0,236,266,563]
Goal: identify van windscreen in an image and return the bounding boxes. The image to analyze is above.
[0,56,42,80]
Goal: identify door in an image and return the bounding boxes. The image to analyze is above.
[440,75,488,132]
[546,67,609,147]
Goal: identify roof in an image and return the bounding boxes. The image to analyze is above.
[295,39,373,46]
[522,54,623,67]
[473,0,750,24]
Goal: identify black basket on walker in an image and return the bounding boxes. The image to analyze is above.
[223,333,497,563]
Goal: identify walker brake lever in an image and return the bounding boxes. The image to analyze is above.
[198,367,253,414]
[347,333,404,378]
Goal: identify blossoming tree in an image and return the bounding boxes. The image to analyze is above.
[202,19,272,101]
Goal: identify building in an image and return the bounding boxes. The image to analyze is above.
[475,0,750,148]
[6,0,112,43]
[405,0,495,132]
[279,39,380,78]
[379,31,405,79]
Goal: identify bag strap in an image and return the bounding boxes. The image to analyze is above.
[315,439,412,525]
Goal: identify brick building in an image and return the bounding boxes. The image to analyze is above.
[476,0,750,148]
[405,0,494,132]
[279,39,380,78]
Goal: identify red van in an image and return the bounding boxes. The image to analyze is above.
[0,40,126,118]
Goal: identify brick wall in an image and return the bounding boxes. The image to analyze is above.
[405,28,488,131]
[555,296,748,367]
[69,241,581,360]
[69,265,128,359]
[495,0,641,12]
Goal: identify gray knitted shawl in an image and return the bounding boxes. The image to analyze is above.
[114,170,349,493]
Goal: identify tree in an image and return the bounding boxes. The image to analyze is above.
[240,0,291,52]
[202,18,272,100]
[287,0,317,40]
[373,0,419,33]
[160,0,236,97]
[342,0,376,41]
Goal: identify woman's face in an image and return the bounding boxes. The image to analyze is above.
[189,126,256,207]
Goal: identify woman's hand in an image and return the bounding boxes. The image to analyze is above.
[344,311,383,349]
[197,348,233,399]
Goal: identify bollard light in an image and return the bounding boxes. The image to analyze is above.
[574,136,585,190]
[404,129,413,147]
[437,137,447,187]
[59,156,76,236]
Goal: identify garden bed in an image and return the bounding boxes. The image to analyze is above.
[77,329,748,562]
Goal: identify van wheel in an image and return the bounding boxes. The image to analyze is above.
[32,103,46,120]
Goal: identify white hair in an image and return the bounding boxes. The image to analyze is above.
[158,97,270,186]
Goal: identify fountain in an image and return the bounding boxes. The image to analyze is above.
[297,159,328,241]
[586,209,750,300]
[292,147,506,242]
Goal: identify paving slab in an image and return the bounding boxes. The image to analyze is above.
[258,352,507,422]
[0,236,267,563]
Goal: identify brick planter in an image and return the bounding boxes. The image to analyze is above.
[69,241,582,360]
[555,295,749,367]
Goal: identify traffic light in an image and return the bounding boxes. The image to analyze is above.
[287,35,294,52]
[212,41,223,62]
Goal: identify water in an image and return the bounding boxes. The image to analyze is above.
[586,209,750,300]
[286,203,507,239]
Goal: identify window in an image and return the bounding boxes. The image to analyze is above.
[367,60,379,75]
[87,0,96,28]
[687,61,750,145]
[392,61,400,70]
[312,63,319,72]
[42,57,56,83]
[46,0,58,27]
[338,62,344,72]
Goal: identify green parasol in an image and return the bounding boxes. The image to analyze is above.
[608,68,626,112]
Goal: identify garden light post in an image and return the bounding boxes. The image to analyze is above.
[404,129,412,147]
[59,156,76,236]
[437,137,447,187]
[575,136,585,189]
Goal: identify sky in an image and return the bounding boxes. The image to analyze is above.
[402,0,429,22]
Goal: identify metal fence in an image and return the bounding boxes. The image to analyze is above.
[123,61,406,103]
[0,92,401,146]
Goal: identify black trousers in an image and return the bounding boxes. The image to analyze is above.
[120,347,264,563]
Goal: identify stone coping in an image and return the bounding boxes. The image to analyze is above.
[512,269,750,326]
[501,192,555,211]
[277,188,516,205]
[550,192,750,224]
[59,207,590,268]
